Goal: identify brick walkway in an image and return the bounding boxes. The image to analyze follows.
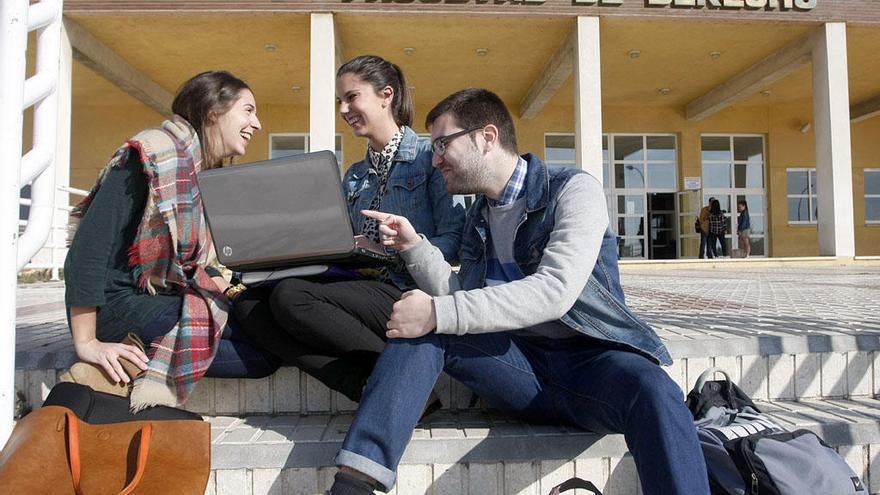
[14,263,880,367]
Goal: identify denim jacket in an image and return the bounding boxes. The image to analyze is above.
[738,210,751,232]
[457,155,672,365]
[344,126,465,290]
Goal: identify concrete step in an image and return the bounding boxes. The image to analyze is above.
[15,273,880,415]
[200,398,880,495]
[15,342,880,416]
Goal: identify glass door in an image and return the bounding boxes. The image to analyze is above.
[677,190,701,258]
[648,193,676,259]
[615,193,646,258]
[701,135,768,257]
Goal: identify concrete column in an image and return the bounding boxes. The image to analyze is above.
[812,23,855,257]
[52,20,72,280]
[309,13,336,154]
[574,16,603,184]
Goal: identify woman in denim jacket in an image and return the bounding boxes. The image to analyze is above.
[235,56,465,403]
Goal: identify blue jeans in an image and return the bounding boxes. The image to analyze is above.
[140,298,281,378]
[336,333,709,494]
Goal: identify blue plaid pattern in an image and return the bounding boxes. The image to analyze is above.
[489,157,527,207]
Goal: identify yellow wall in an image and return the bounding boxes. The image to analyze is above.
[516,102,880,257]
[71,103,162,191]
[852,116,880,256]
[70,98,880,257]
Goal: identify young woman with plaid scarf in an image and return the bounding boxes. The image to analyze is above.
[64,71,280,411]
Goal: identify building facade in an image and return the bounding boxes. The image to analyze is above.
[35,0,880,262]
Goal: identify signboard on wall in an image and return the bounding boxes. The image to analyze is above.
[341,0,818,9]
[69,0,880,26]
[684,177,702,190]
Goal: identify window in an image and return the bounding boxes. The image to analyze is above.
[701,136,764,189]
[866,170,880,224]
[543,133,612,186]
[612,135,677,190]
[544,133,677,259]
[701,135,767,256]
[543,134,677,191]
[786,168,818,224]
[544,134,577,163]
[269,134,343,165]
[544,133,612,234]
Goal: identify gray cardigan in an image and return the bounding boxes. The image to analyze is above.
[400,173,608,335]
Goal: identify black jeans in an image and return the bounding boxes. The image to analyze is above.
[706,232,727,258]
[234,278,401,401]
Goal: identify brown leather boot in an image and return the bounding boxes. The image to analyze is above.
[58,333,148,397]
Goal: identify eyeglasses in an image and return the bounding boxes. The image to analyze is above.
[431,127,482,156]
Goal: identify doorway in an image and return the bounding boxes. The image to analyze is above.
[648,193,676,259]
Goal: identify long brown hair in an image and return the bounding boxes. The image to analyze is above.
[172,71,251,168]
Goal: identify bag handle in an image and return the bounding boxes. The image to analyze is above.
[66,411,153,495]
[548,477,603,494]
[692,367,732,396]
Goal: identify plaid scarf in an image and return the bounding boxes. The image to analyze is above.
[72,117,227,412]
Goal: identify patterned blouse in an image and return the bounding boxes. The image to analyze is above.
[361,128,404,243]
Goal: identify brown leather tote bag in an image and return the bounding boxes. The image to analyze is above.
[0,405,210,494]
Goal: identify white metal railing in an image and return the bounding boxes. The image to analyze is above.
[1,0,64,446]
[18,185,87,278]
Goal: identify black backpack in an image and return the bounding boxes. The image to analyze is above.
[547,477,601,495]
[687,367,866,495]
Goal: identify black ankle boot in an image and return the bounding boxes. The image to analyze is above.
[328,471,375,495]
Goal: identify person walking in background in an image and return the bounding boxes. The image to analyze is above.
[706,198,728,259]
[737,199,751,258]
[697,197,714,259]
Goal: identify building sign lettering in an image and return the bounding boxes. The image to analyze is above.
[341,0,817,9]
[641,0,816,8]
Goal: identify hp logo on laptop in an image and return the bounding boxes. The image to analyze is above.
[222,246,233,257]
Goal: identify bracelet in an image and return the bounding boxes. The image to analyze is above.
[223,283,246,300]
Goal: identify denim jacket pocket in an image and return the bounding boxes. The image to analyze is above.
[514,220,551,275]
[345,173,373,230]
[388,172,428,218]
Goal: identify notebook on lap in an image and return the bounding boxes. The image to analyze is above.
[197,150,396,272]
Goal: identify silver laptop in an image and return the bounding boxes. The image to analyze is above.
[197,150,396,272]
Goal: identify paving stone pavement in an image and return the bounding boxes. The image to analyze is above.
[13,263,880,367]
[12,264,880,494]
[622,264,880,341]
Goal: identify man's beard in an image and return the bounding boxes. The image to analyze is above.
[447,149,492,195]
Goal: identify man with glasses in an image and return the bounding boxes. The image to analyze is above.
[327,88,709,495]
